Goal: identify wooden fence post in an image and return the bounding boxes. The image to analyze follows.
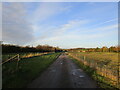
[16,54,20,71]
[117,61,120,88]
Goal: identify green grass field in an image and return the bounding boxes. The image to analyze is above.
[2,52,48,62]
[2,52,61,88]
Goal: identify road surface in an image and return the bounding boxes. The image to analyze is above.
[27,53,97,88]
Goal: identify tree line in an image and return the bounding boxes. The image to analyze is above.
[2,44,63,54]
[2,44,120,54]
[67,46,120,52]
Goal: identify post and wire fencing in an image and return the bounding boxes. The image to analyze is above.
[68,53,120,89]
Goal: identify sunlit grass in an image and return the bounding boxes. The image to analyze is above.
[2,52,49,62]
[69,52,118,66]
[68,52,119,89]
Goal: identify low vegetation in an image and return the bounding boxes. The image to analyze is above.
[3,52,61,88]
[69,52,118,66]
[68,52,119,89]
[2,44,120,88]
[2,52,48,62]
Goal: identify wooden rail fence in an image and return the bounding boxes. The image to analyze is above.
[2,54,20,64]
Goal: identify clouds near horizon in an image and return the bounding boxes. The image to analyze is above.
[2,3,34,45]
[2,2,118,48]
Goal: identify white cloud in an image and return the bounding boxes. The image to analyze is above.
[31,17,117,46]
[54,20,89,35]
[31,3,71,23]
[29,2,73,42]
[2,3,71,45]
[97,24,117,31]
[2,3,34,45]
[92,18,117,27]
[91,24,117,34]
[33,29,117,48]
[32,19,118,48]
[40,28,116,42]
[31,19,89,42]
[2,2,118,48]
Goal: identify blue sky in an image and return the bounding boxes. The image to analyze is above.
[2,2,118,48]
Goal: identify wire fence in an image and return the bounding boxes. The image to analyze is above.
[68,53,120,89]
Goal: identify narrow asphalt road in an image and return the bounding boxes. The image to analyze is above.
[27,53,97,88]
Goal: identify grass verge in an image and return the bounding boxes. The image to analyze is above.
[3,52,61,88]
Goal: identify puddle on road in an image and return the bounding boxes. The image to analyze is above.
[60,63,63,64]
[76,69,83,72]
[49,68,56,72]
[72,72,76,76]
[51,69,56,72]
[71,69,85,78]
[79,75,84,78]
